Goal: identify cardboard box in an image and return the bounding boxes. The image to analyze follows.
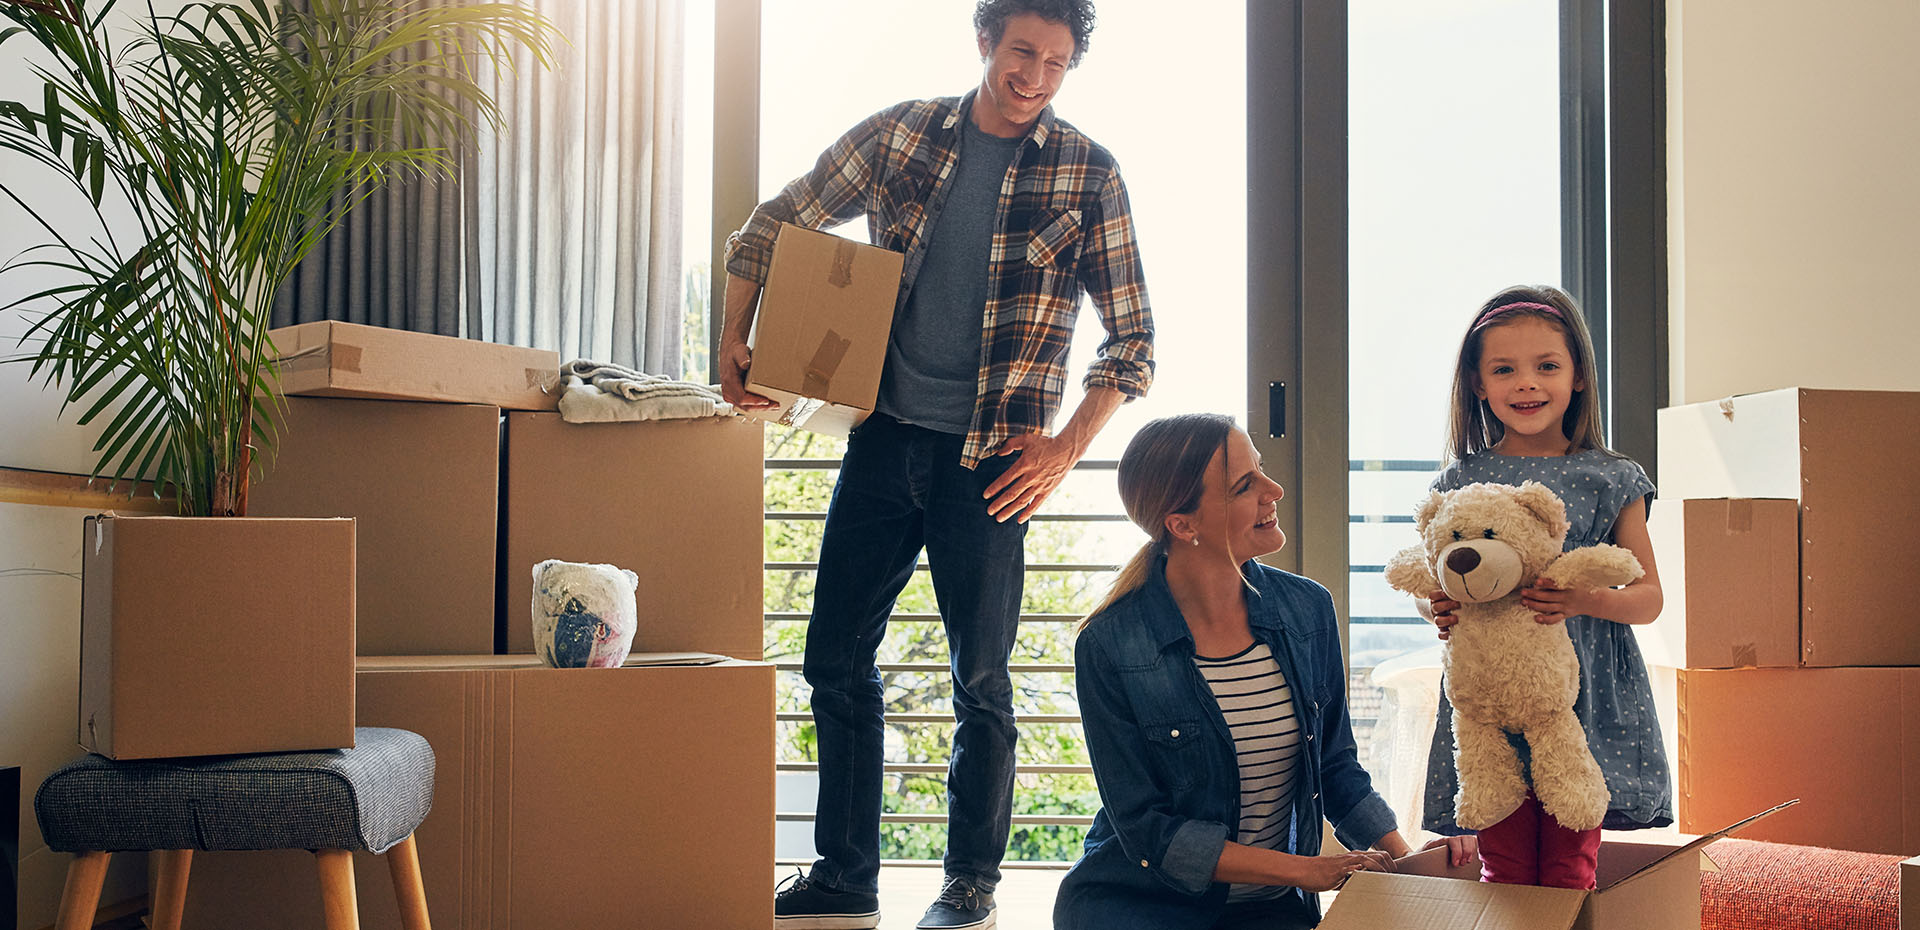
[502,413,764,660]
[251,397,500,656]
[1320,804,1790,930]
[1680,667,1920,855]
[743,223,903,436]
[184,654,775,930]
[1656,498,1801,668]
[1658,388,1920,666]
[1903,855,1920,930]
[79,513,356,759]
[271,320,560,410]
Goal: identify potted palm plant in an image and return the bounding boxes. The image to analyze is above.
[0,0,556,758]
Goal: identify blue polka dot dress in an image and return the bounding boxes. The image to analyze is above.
[1421,449,1674,834]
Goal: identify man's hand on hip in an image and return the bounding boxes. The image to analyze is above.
[983,431,1083,524]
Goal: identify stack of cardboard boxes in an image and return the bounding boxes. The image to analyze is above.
[161,321,773,928]
[1656,387,1920,857]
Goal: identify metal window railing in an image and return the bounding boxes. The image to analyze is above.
[764,456,1119,871]
[764,455,1448,869]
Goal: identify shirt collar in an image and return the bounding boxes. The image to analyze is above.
[947,88,1053,149]
[1138,555,1287,652]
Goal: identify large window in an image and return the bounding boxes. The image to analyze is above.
[697,0,1660,880]
[1344,0,1563,831]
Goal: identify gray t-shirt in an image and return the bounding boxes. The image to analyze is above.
[875,119,1022,434]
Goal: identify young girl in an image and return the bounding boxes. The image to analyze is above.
[1418,285,1671,890]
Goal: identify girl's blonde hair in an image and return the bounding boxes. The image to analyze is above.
[1077,413,1241,633]
[1445,284,1618,460]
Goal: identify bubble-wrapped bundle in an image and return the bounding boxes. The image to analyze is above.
[531,559,640,668]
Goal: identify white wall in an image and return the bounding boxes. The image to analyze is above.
[2,8,184,926]
[1667,0,1920,404]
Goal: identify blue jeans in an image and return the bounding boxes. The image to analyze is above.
[803,414,1026,895]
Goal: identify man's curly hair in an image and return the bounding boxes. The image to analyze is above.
[973,0,1096,69]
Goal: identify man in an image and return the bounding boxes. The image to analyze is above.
[719,2,1151,926]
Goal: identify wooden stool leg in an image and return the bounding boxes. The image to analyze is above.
[149,849,193,930]
[385,834,431,930]
[316,848,361,930]
[53,850,111,930]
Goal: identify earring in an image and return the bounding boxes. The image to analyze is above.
[1191,537,1201,547]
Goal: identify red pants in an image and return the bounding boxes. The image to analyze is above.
[1477,793,1603,889]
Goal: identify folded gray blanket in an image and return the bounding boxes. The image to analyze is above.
[557,359,735,423]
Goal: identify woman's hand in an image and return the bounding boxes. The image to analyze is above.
[1428,591,1462,640]
[1287,850,1395,893]
[1418,834,1478,868]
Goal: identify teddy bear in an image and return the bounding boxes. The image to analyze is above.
[1383,480,1643,833]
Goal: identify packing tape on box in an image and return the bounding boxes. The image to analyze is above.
[271,343,330,373]
[328,344,363,373]
[525,367,561,392]
[778,396,826,429]
[1727,499,1753,532]
[803,329,852,397]
[1732,642,1757,667]
[828,239,858,288]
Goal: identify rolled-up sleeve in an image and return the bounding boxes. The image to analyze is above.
[1075,169,1154,399]
[1076,634,1225,896]
[723,105,901,286]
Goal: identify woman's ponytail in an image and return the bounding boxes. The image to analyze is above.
[1073,412,1235,636]
[1077,540,1160,634]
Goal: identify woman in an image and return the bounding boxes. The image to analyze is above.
[1054,414,1474,930]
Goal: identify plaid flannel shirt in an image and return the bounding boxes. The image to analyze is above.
[725,91,1154,468]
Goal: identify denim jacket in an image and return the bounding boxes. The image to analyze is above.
[1053,557,1398,930]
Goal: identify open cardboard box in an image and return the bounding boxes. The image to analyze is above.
[741,223,902,437]
[1320,802,1796,930]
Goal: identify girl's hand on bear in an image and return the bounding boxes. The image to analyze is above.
[1427,591,1462,640]
[1521,578,1604,623]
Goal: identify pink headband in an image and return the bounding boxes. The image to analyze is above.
[1471,300,1562,332]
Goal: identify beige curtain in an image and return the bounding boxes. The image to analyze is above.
[466,0,686,374]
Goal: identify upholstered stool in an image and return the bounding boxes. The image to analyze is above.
[34,726,435,930]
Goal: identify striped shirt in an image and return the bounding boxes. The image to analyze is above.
[1195,641,1301,902]
[725,90,1155,468]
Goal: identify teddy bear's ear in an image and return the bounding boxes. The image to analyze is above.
[1514,481,1571,538]
[1412,490,1444,531]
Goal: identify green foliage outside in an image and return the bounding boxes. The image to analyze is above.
[681,261,710,381]
[762,424,1112,863]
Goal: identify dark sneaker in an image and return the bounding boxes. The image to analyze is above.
[916,875,996,930]
[773,870,880,930]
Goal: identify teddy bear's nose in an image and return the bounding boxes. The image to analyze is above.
[1446,547,1482,575]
